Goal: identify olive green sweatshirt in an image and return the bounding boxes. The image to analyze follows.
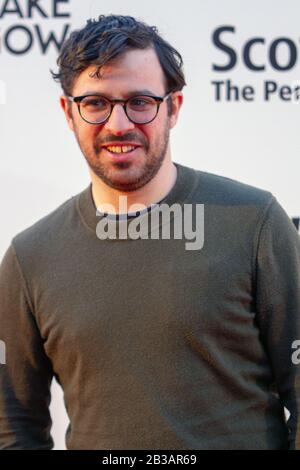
[0,162,299,450]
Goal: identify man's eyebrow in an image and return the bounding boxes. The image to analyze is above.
[78,89,158,98]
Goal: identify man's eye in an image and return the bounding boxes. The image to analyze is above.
[131,98,147,105]
[129,97,154,109]
[83,98,108,108]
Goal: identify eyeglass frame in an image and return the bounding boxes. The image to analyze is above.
[67,91,173,125]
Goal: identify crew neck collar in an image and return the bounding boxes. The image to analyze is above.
[76,162,199,237]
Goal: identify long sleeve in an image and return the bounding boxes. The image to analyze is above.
[255,197,300,449]
[0,244,54,449]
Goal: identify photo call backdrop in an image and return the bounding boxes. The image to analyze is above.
[0,0,299,449]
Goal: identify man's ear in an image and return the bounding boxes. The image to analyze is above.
[60,95,75,132]
[169,91,183,129]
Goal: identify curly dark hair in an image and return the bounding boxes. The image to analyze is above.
[51,14,186,106]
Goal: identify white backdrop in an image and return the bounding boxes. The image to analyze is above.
[0,0,299,449]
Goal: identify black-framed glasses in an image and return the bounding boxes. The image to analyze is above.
[67,91,172,125]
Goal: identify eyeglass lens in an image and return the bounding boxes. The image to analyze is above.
[79,95,159,124]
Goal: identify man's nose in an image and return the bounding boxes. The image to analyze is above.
[103,103,135,135]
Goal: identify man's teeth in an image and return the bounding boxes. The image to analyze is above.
[106,145,137,153]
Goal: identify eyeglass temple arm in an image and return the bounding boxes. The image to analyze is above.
[163,92,173,101]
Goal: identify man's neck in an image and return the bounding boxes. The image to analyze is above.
[90,159,177,215]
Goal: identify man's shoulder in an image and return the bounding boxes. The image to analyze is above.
[12,188,86,255]
[183,164,274,208]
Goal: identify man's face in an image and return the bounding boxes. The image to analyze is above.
[61,47,183,192]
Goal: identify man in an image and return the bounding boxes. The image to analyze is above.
[0,14,299,450]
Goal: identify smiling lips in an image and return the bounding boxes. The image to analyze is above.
[102,142,142,154]
[106,145,137,154]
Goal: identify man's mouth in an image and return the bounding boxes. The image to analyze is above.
[104,145,138,154]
